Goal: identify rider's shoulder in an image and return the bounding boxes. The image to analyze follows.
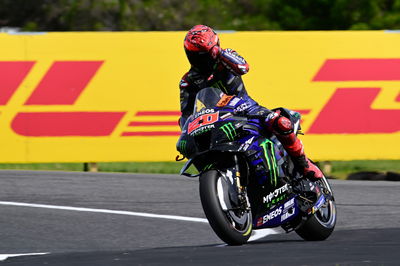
[180,68,206,88]
[180,71,191,88]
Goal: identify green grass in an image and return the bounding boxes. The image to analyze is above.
[0,163,85,171]
[0,160,398,179]
[322,160,400,179]
[0,162,186,174]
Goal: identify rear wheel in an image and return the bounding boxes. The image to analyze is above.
[295,176,337,241]
[199,170,252,245]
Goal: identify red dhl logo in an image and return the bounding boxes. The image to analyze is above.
[1,61,125,137]
[310,59,400,134]
[122,111,181,137]
[0,59,399,137]
[0,60,179,137]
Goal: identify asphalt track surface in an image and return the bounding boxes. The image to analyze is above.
[0,170,399,265]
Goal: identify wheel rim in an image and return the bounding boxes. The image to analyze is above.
[216,175,252,234]
[314,177,336,228]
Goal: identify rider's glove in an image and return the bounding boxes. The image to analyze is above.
[219,48,249,75]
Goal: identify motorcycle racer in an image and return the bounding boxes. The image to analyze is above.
[179,24,323,180]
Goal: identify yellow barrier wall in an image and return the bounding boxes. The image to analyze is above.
[0,31,399,162]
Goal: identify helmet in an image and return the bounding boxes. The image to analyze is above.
[184,25,220,74]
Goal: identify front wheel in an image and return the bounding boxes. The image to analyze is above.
[295,176,337,241]
[199,170,252,245]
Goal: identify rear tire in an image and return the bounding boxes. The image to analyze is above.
[295,177,337,241]
[199,170,252,245]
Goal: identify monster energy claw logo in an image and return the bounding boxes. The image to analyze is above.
[219,123,237,141]
[212,80,228,94]
[203,164,213,171]
[260,139,279,187]
[179,140,187,154]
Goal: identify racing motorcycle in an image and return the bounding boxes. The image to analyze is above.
[176,87,336,245]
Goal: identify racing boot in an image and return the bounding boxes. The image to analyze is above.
[265,112,323,180]
[278,133,324,180]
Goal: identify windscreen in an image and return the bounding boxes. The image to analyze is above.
[193,87,224,115]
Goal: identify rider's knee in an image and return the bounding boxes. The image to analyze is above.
[274,116,293,135]
[265,111,294,135]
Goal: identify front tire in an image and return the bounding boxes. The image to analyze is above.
[199,170,252,245]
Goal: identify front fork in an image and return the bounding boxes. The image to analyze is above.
[233,154,242,191]
[233,154,251,211]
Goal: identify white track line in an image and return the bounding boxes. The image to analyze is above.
[0,201,282,243]
[0,253,49,261]
[0,201,208,223]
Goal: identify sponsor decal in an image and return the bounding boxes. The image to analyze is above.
[281,198,296,222]
[178,140,187,154]
[194,108,216,118]
[190,124,215,136]
[216,95,234,107]
[263,184,289,204]
[284,198,295,209]
[256,217,264,227]
[195,99,207,113]
[228,97,240,107]
[180,79,188,87]
[211,80,228,94]
[310,58,400,134]
[0,61,35,105]
[308,87,400,134]
[13,112,125,137]
[203,164,213,171]
[281,209,295,222]
[0,60,128,137]
[260,139,279,187]
[122,111,181,137]
[234,103,249,113]
[239,136,255,151]
[188,112,219,134]
[219,122,237,141]
[262,206,282,224]
[257,197,297,227]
